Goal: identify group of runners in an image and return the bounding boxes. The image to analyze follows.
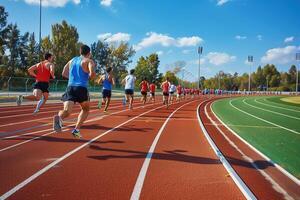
[16,44,201,138]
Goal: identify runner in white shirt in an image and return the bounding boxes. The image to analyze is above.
[121,69,136,110]
[169,83,177,104]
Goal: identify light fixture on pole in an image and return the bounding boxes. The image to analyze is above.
[296,52,300,95]
[247,55,253,92]
[198,46,203,89]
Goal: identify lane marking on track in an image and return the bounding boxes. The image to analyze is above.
[255,98,300,113]
[204,123,281,129]
[130,99,199,200]
[0,101,173,200]
[197,101,257,200]
[230,99,300,135]
[243,99,300,120]
[264,98,300,111]
[206,102,293,200]
[212,100,300,186]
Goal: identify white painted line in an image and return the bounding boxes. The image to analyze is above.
[230,99,300,135]
[196,101,257,200]
[130,100,197,200]
[243,99,300,120]
[264,98,300,111]
[212,99,300,186]
[255,98,300,113]
[0,103,169,199]
[206,102,292,200]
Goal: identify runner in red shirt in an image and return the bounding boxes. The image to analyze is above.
[16,53,55,114]
[139,77,149,105]
[148,81,156,103]
[176,84,183,102]
[161,77,170,108]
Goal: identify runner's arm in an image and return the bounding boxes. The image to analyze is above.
[27,64,37,78]
[49,63,55,79]
[62,61,70,79]
[88,60,96,80]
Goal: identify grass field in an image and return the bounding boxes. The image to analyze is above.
[212,96,300,179]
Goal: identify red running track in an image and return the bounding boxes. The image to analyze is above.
[0,95,296,199]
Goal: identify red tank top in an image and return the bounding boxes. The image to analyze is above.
[177,85,182,93]
[149,84,156,93]
[162,81,170,93]
[141,81,148,92]
[36,62,51,83]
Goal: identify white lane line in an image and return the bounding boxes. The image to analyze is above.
[212,100,300,186]
[264,98,300,111]
[206,102,293,200]
[243,99,300,120]
[197,101,257,200]
[0,102,170,200]
[130,100,198,200]
[230,99,300,135]
[255,98,300,113]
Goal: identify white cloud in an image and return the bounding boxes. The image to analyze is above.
[206,52,236,66]
[284,36,294,43]
[217,0,230,6]
[134,32,203,51]
[235,35,247,40]
[100,0,112,7]
[261,45,300,64]
[189,58,206,65]
[97,32,131,43]
[182,49,192,54]
[24,0,80,7]
[156,51,164,56]
[257,35,263,41]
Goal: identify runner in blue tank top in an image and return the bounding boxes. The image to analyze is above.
[98,66,115,112]
[53,45,96,138]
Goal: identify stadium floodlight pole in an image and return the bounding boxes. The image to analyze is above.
[248,55,253,92]
[296,52,300,95]
[198,46,203,89]
[39,0,42,61]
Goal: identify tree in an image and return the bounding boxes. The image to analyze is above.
[5,23,20,76]
[0,6,8,66]
[18,32,29,69]
[163,71,178,85]
[135,53,160,86]
[91,40,111,73]
[27,33,39,67]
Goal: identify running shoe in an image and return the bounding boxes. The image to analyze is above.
[16,95,23,106]
[71,129,82,138]
[53,115,62,132]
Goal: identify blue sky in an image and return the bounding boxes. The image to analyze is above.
[1,0,300,81]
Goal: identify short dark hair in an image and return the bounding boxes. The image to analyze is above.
[80,44,90,56]
[106,67,112,73]
[166,77,170,81]
[130,69,135,75]
[44,53,52,60]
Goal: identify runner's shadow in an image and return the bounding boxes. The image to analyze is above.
[88,145,276,169]
[81,124,152,133]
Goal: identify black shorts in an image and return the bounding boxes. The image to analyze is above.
[61,86,89,103]
[102,89,112,98]
[151,92,155,97]
[141,91,147,96]
[125,89,134,95]
[170,92,174,95]
[33,82,49,93]
[163,92,169,96]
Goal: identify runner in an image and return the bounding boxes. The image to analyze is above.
[176,84,183,102]
[121,69,136,110]
[16,53,55,114]
[148,81,156,103]
[98,66,115,113]
[161,77,170,108]
[53,44,96,138]
[169,82,176,104]
[139,77,149,105]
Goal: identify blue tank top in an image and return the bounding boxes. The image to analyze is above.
[68,57,89,87]
[103,73,112,91]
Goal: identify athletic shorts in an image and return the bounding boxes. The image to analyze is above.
[141,91,147,96]
[151,92,155,97]
[125,89,134,95]
[33,82,49,93]
[163,92,169,96]
[102,89,112,98]
[61,86,89,103]
[170,92,174,95]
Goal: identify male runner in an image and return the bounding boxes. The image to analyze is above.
[139,77,149,105]
[161,77,170,108]
[122,69,136,110]
[148,81,156,103]
[17,53,55,114]
[98,66,115,112]
[169,82,176,104]
[176,84,183,102]
[53,45,96,138]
